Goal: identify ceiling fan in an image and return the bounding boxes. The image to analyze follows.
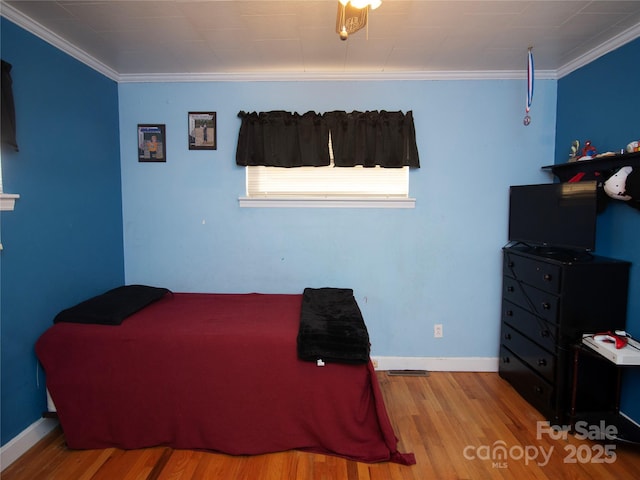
[335,0,382,41]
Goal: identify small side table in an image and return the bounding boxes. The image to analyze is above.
[570,335,640,444]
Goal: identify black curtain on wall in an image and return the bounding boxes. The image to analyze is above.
[1,60,19,151]
[236,110,419,168]
[324,110,420,168]
[236,111,329,167]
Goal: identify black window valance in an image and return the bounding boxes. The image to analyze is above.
[236,111,329,167]
[236,110,419,168]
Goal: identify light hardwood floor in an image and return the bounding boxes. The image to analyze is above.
[3,372,639,479]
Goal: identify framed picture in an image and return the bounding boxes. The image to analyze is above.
[138,124,166,162]
[188,112,216,150]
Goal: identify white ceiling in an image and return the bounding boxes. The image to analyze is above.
[2,0,640,82]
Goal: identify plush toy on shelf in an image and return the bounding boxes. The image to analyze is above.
[568,139,598,162]
[604,166,640,210]
[568,140,580,162]
[580,140,597,159]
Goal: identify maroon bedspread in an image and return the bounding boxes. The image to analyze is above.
[35,293,415,465]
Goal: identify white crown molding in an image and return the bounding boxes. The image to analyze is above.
[117,69,557,83]
[0,2,119,82]
[557,22,640,78]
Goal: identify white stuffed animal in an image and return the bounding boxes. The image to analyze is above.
[604,166,633,200]
[604,166,640,210]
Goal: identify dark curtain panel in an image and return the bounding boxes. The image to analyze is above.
[1,60,19,151]
[236,110,419,168]
[236,111,328,167]
[236,111,264,166]
[325,110,419,168]
[297,111,330,166]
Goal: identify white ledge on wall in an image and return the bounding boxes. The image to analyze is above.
[0,193,20,211]
[238,196,416,209]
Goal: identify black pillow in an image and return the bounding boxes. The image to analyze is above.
[53,285,171,325]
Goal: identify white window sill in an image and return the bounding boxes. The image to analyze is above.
[238,196,415,209]
[0,193,19,211]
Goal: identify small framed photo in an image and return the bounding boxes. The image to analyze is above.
[188,112,216,150]
[138,124,166,162]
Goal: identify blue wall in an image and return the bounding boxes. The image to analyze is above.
[118,79,557,361]
[555,38,640,423]
[0,19,124,445]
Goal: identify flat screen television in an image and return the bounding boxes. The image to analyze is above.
[508,181,598,252]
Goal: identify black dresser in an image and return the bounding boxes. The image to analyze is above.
[498,246,630,425]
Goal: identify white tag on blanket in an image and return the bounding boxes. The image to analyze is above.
[316,359,325,367]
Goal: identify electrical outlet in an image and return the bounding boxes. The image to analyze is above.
[434,324,443,338]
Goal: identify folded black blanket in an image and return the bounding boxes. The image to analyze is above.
[53,284,171,325]
[297,287,370,364]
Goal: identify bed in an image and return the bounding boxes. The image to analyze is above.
[35,286,415,465]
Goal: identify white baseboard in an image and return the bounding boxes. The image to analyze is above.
[0,417,59,471]
[372,356,500,372]
[620,412,640,429]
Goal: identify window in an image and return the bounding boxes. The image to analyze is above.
[240,133,415,208]
[0,155,20,212]
[1,60,20,212]
[236,110,419,208]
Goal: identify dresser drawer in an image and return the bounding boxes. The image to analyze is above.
[499,346,556,422]
[502,300,557,352]
[502,277,560,323]
[503,252,561,294]
[501,324,556,383]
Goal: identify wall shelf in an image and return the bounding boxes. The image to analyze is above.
[542,151,640,183]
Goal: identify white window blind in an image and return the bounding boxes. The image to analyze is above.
[243,132,413,208]
[246,162,409,198]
